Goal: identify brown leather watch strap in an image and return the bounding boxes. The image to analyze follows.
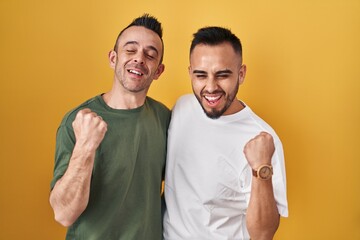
[252,168,258,177]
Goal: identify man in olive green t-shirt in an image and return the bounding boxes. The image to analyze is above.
[49,14,170,240]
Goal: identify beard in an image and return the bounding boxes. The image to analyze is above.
[119,77,152,93]
[116,62,152,93]
[194,81,239,119]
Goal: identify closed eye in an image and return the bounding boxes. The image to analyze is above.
[144,48,158,60]
[145,53,156,60]
[193,70,207,79]
[126,49,136,54]
[195,74,207,79]
[216,70,232,79]
[216,74,230,79]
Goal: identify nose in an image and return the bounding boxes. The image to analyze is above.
[205,77,218,93]
[133,52,145,64]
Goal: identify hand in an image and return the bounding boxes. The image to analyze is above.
[72,108,108,152]
[243,132,275,169]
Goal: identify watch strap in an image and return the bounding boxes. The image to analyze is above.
[252,168,258,177]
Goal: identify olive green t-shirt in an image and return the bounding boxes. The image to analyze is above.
[51,95,171,240]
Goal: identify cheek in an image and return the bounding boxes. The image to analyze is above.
[114,63,122,73]
[191,79,202,92]
[150,64,160,74]
[221,81,237,92]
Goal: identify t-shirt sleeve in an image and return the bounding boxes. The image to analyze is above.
[272,140,289,217]
[50,124,75,190]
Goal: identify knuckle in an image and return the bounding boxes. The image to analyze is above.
[76,110,84,118]
[78,108,88,114]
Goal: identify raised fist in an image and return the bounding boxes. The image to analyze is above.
[243,132,275,169]
[72,108,108,152]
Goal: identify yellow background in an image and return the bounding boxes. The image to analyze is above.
[1,0,359,239]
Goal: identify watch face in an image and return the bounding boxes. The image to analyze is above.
[259,166,272,179]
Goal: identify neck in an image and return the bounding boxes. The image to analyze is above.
[102,88,147,109]
[223,99,245,116]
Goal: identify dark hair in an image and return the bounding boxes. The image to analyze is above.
[190,26,242,59]
[113,13,164,63]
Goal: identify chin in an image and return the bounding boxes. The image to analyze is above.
[203,108,223,119]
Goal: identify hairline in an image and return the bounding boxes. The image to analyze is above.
[190,42,243,64]
[114,26,164,64]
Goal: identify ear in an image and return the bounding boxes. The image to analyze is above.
[238,64,247,85]
[188,66,192,76]
[108,50,117,69]
[153,63,165,80]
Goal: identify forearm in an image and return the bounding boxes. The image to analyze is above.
[246,178,280,240]
[49,146,95,227]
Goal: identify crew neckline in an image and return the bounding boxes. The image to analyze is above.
[96,94,146,113]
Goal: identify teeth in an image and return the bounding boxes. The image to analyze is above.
[204,96,221,101]
[128,69,143,76]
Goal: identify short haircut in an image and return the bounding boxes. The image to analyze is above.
[113,13,164,63]
[190,26,242,59]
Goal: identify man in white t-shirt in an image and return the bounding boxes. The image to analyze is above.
[163,26,288,240]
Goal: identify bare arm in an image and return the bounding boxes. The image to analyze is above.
[49,109,107,227]
[244,132,280,240]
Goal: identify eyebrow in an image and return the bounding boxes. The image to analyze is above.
[216,69,233,75]
[192,70,207,74]
[123,41,159,55]
[192,69,233,75]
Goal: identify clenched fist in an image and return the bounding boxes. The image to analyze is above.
[243,132,275,169]
[72,108,108,152]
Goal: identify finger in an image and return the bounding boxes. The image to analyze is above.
[79,108,92,114]
[75,109,94,120]
[260,131,273,138]
[80,112,97,121]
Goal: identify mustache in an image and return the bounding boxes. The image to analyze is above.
[201,90,225,96]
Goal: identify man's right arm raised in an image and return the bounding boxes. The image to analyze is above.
[49,109,107,227]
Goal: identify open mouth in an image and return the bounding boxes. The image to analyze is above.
[128,69,144,76]
[204,95,222,106]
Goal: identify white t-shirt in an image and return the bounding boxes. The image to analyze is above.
[163,94,288,240]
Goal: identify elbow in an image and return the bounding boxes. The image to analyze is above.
[49,194,78,227]
[54,212,75,227]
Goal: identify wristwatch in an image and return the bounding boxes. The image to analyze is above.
[252,165,273,180]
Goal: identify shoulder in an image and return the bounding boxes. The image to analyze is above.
[175,94,195,106]
[146,97,170,113]
[59,95,100,127]
[173,94,197,111]
[245,105,282,144]
[145,97,171,123]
